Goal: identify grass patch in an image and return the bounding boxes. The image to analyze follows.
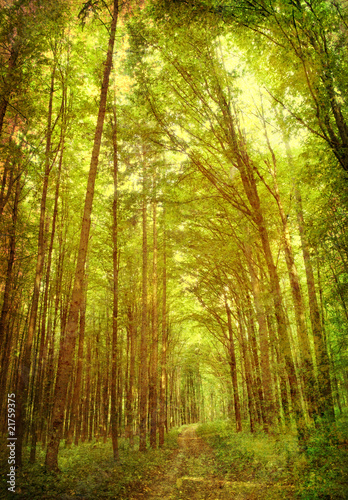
[0,429,179,499]
[197,420,298,484]
[296,418,348,499]
[196,416,348,499]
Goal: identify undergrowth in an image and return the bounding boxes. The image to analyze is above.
[0,428,180,499]
[196,416,348,499]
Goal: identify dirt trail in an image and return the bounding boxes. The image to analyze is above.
[129,425,295,500]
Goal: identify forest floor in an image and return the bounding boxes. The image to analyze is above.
[129,425,296,500]
[1,419,347,499]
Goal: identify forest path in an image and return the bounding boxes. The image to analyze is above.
[129,425,295,500]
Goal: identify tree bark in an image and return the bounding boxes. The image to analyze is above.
[111,105,119,461]
[237,303,256,433]
[82,339,91,443]
[244,243,274,431]
[66,280,86,447]
[225,299,242,432]
[149,179,158,449]
[125,301,135,447]
[139,156,148,452]
[159,219,167,448]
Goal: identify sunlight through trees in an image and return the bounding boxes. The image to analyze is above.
[0,0,347,497]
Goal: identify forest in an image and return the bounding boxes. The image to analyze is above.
[0,0,347,498]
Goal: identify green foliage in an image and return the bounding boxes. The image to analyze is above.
[0,430,179,499]
[197,419,348,499]
[296,417,348,499]
[197,420,298,483]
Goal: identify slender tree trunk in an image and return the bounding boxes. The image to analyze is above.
[66,280,86,446]
[103,313,110,443]
[237,304,255,433]
[95,328,101,441]
[125,302,135,447]
[246,304,263,426]
[139,157,148,452]
[111,105,120,460]
[42,223,65,445]
[149,183,158,449]
[159,221,167,448]
[82,339,91,443]
[45,2,119,470]
[225,299,242,432]
[267,313,291,429]
[117,338,123,436]
[88,363,94,442]
[244,243,274,431]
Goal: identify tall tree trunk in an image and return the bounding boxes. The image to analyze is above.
[42,220,65,445]
[117,337,123,437]
[82,339,91,443]
[237,303,256,433]
[244,243,274,431]
[149,180,158,449]
[139,157,149,452]
[103,304,111,443]
[225,299,242,432]
[45,2,119,470]
[266,313,291,429]
[159,220,167,448]
[111,105,120,460]
[246,303,263,426]
[125,302,135,447]
[66,279,86,446]
[95,328,101,442]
